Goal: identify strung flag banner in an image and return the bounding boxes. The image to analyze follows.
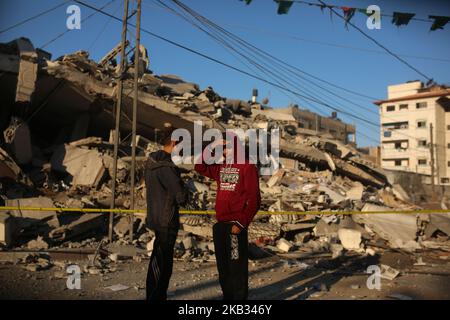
[429,15,450,31]
[392,12,415,27]
[275,0,294,15]
[342,6,356,29]
[237,1,450,31]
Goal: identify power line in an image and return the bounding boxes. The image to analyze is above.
[166,0,413,141]
[168,0,379,125]
[168,0,440,151]
[227,24,450,64]
[318,0,433,82]
[71,0,441,151]
[290,0,439,23]
[40,0,117,49]
[0,0,70,35]
[87,0,123,52]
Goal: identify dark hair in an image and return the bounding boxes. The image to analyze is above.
[159,127,177,146]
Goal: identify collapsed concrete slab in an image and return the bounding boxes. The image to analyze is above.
[353,204,419,250]
[6,196,58,225]
[51,145,105,187]
[49,213,104,242]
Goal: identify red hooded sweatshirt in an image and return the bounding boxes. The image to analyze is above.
[194,136,261,229]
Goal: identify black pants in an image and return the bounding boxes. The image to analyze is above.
[146,228,177,300]
[213,221,249,300]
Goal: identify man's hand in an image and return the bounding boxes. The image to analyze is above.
[231,224,242,234]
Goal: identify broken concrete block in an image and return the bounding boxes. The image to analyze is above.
[49,214,104,242]
[0,214,15,247]
[182,236,196,250]
[426,212,450,237]
[279,157,298,170]
[113,215,132,238]
[267,169,285,188]
[338,228,362,250]
[392,184,411,202]
[318,185,345,203]
[14,38,38,103]
[6,196,59,226]
[346,182,364,201]
[330,244,344,259]
[353,204,419,250]
[27,236,49,250]
[294,232,311,244]
[314,219,339,237]
[380,264,400,280]
[277,238,293,253]
[51,145,105,187]
[3,118,33,165]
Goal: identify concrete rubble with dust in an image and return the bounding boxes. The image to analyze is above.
[1,38,450,285]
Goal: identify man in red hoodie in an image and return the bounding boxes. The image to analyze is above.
[195,132,261,300]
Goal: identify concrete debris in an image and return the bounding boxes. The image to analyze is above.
[26,236,49,250]
[277,238,294,253]
[105,284,130,292]
[337,228,362,250]
[1,37,450,280]
[51,145,106,187]
[0,214,15,247]
[354,204,419,250]
[380,264,400,280]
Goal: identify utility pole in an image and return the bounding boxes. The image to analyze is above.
[130,0,142,242]
[430,123,435,193]
[109,0,130,242]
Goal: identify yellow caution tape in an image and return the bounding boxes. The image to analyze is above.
[0,206,448,215]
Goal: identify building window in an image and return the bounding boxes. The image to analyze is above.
[399,104,408,110]
[417,120,427,128]
[441,178,450,184]
[416,102,427,109]
[394,160,402,166]
[447,161,450,167]
[386,105,395,112]
[382,121,409,130]
[418,140,427,148]
[447,125,450,130]
[418,159,427,166]
[448,143,450,149]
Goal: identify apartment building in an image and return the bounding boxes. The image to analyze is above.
[375,81,450,185]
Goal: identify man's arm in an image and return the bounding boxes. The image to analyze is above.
[237,165,261,229]
[159,166,187,205]
[194,144,221,180]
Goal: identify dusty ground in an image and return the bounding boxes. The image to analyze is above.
[1,250,450,300]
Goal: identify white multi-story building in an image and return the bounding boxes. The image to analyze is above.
[375,81,450,185]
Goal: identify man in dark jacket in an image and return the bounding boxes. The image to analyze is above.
[145,127,187,300]
[195,132,261,300]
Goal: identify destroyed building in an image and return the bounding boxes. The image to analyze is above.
[1,38,450,279]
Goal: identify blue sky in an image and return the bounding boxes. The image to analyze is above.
[1,0,449,146]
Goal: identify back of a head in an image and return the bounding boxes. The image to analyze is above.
[159,126,177,146]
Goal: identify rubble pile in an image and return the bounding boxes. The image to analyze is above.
[1,38,450,274]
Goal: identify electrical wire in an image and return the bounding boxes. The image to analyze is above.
[0,0,70,35]
[40,0,117,49]
[318,0,433,82]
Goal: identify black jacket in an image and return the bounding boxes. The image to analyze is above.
[145,150,187,230]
